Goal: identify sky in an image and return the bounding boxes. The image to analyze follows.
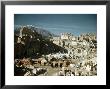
[14,14,97,36]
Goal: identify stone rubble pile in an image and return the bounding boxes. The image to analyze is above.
[15,33,97,76]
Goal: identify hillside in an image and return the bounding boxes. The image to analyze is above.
[14,25,57,38]
[14,26,67,59]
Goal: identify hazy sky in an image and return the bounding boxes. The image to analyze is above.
[14,14,97,36]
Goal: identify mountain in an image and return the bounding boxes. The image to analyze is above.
[14,25,57,38]
[14,26,67,59]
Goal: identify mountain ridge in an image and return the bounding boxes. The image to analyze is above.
[14,25,57,38]
[14,26,67,59]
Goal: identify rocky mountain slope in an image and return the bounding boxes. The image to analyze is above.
[14,26,67,59]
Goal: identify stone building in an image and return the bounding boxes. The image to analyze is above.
[17,37,21,43]
[19,27,23,38]
[61,33,70,40]
[52,37,60,46]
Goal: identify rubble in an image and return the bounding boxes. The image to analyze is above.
[15,32,97,76]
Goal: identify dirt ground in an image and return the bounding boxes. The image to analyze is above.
[34,64,62,76]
